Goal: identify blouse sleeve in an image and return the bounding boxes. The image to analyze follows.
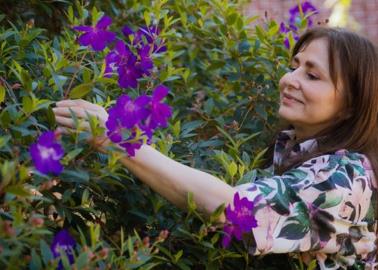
[235,151,376,256]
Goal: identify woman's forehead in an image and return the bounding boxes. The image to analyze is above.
[294,38,330,73]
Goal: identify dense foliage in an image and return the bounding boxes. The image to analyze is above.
[0,0,315,269]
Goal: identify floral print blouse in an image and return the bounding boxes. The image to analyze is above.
[235,129,377,269]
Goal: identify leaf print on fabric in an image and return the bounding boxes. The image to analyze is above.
[319,193,343,209]
[331,171,351,189]
[309,205,336,248]
[336,233,356,256]
[312,193,326,208]
[345,164,355,180]
[256,179,291,215]
[312,170,351,192]
[277,222,309,240]
[278,202,310,240]
[282,169,311,190]
[319,154,340,172]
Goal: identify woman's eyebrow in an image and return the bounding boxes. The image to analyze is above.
[292,56,328,77]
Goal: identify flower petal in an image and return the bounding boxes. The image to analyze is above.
[152,85,169,101]
[96,15,112,29]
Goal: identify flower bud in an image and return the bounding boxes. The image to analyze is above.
[98,247,109,259]
[30,216,44,228]
[3,221,16,237]
[142,236,150,247]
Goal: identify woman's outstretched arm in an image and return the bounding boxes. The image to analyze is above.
[118,144,235,214]
[53,99,236,216]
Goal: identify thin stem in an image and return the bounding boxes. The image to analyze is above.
[63,51,88,99]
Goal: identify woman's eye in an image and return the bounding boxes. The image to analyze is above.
[307,73,319,80]
[288,66,296,72]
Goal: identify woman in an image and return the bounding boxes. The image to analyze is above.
[53,27,378,269]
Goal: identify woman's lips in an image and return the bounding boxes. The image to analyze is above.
[282,93,303,104]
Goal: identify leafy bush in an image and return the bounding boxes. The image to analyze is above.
[0,0,313,269]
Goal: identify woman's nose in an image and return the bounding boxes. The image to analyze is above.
[281,69,300,90]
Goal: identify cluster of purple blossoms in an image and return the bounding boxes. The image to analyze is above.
[50,229,76,270]
[29,131,64,175]
[222,192,258,248]
[104,25,166,89]
[105,85,172,156]
[73,15,171,157]
[280,1,319,48]
[73,15,166,90]
[121,25,167,54]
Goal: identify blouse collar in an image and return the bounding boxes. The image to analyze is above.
[273,129,318,172]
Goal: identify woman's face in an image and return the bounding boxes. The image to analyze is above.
[278,38,344,139]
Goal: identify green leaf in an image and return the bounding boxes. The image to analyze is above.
[307,259,318,270]
[227,161,237,178]
[69,83,93,99]
[0,84,5,103]
[210,203,225,223]
[251,147,268,168]
[144,11,151,26]
[30,249,42,270]
[20,70,33,92]
[22,95,34,114]
[76,252,89,268]
[171,120,181,137]
[226,13,238,25]
[60,169,90,183]
[40,240,53,265]
[6,185,30,197]
[0,135,10,148]
[173,250,183,263]
[61,148,83,165]
[187,192,197,212]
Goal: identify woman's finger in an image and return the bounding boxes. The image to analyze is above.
[56,126,74,135]
[55,115,90,130]
[53,107,97,119]
[55,99,101,111]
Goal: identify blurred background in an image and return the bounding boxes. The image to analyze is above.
[246,0,378,44]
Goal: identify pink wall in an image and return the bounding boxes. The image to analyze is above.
[245,0,378,44]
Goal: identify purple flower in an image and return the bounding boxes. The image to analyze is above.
[279,22,290,34]
[122,25,167,53]
[104,40,143,89]
[50,229,76,270]
[222,193,258,248]
[116,94,151,129]
[288,1,318,29]
[137,45,154,76]
[105,94,151,155]
[105,86,172,156]
[280,1,317,49]
[137,26,167,53]
[142,85,172,131]
[105,107,123,143]
[119,132,144,156]
[29,131,64,175]
[73,15,116,51]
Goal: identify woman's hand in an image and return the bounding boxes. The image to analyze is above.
[53,99,111,150]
